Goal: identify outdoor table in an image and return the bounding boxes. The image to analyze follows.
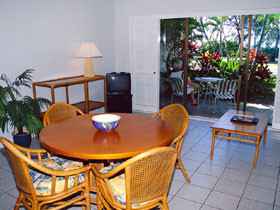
[194,77,224,105]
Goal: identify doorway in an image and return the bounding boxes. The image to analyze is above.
[160,15,279,123]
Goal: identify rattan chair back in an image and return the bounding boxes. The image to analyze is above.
[43,102,85,126]
[92,147,177,210]
[128,147,177,203]
[153,104,189,146]
[0,137,91,209]
[3,140,36,195]
[152,104,191,183]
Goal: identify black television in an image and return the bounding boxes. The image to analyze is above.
[106,72,131,94]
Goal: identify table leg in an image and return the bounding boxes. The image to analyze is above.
[203,84,209,104]
[65,86,69,104]
[210,129,216,160]
[208,83,211,107]
[84,81,89,114]
[51,87,55,103]
[263,126,268,145]
[32,83,37,99]
[253,137,261,168]
[104,78,107,112]
[197,90,200,108]
[227,132,231,142]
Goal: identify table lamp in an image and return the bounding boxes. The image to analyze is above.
[76,42,102,77]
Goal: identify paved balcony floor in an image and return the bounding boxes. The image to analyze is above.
[161,94,273,124]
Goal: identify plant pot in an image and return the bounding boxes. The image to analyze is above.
[12,130,32,148]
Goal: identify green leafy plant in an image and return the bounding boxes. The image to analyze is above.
[0,69,50,135]
[218,57,240,79]
[247,49,276,102]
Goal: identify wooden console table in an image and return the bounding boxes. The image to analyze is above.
[32,75,107,113]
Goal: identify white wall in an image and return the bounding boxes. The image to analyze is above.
[115,0,280,73]
[0,0,115,139]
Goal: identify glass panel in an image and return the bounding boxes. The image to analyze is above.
[160,15,279,124]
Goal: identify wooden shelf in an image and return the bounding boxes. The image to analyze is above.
[33,75,107,113]
[72,101,105,112]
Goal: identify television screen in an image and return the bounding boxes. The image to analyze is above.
[106,72,131,94]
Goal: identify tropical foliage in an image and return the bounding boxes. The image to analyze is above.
[160,14,279,103]
[0,69,50,135]
[247,49,276,101]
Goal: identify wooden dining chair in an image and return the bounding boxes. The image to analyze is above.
[152,104,191,183]
[91,147,177,210]
[0,137,91,210]
[43,102,85,126]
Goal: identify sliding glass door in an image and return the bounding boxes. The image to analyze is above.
[160,14,279,124]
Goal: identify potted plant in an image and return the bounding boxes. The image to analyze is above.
[0,69,51,147]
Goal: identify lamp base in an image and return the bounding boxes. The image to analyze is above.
[84,57,95,77]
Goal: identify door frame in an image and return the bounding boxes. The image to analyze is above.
[272,49,280,130]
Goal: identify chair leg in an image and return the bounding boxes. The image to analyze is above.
[177,157,191,183]
[197,91,200,107]
[100,197,113,210]
[85,191,91,210]
[203,85,209,104]
[208,89,212,107]
[162,203,169,210]
[33,201,39,210]
[97,193,104,210]
[214,98,217,113]
[14,191,24,210]
[171,94,174,104]
[162,195,169,210]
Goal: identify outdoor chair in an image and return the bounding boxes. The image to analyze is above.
[0,137,91,210]
[43,102,85,126]
[168,77,200,105]
[210,79,238,112]
[152,104,191,183]
[91,147,177,210]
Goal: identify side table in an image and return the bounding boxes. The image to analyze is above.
[210,109,270,168]
[32,75,107,113]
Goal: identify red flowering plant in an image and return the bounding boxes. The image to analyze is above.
[173,39,199,60]
[165,38,199,74]
[247,49,275,101]
[196,51,222,77]
[249,49,271,79]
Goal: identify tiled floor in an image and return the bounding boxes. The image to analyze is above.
[1,119,280,210]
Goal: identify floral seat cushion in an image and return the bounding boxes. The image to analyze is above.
[29,156,84,196]
[100,163,156,207]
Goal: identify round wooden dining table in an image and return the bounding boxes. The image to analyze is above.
[40,113,174,160]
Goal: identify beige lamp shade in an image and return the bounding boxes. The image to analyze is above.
[76,42,102,77]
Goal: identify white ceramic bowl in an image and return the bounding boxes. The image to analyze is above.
[91,114,121,131]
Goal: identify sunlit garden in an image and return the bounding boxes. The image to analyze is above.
[160,14,279,120]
